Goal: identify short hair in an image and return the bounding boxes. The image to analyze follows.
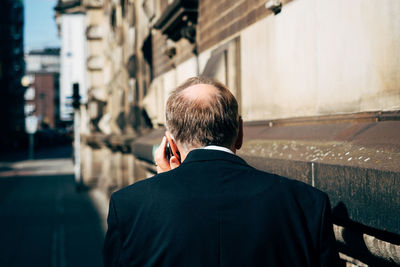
[166,76,239,148]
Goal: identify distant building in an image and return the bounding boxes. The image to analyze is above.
[0,0,25,150]
[25,48,60,73]
[24,48,61,129]
[55,1,87,122]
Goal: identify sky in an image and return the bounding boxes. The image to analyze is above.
[24,0,60,52]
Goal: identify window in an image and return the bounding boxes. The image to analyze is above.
[24,87,35,100]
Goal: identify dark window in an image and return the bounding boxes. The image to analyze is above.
[120,0,126,17]
[110,7,116,31]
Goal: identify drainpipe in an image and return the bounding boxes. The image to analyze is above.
[72,83,82,189]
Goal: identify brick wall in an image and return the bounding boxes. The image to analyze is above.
[198,0,282,53]
[33,73,56,128]
[153,0,282,78]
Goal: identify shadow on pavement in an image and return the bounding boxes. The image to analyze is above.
[0,144,73,162]
[0,174,104,267]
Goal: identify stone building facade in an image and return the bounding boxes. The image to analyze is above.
[55,0,400,266]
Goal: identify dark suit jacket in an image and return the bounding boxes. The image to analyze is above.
[103,149,338,267]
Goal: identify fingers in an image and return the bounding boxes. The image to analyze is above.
[154,132,182,174]
[165,131,181,163]
[154,136,171,174]
[169,155,180,169]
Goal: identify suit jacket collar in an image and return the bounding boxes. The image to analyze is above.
[182,148,249,167]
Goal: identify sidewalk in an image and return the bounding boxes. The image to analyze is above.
[0,143,73,162]
[0,144,109,233]
[0,144,73,176]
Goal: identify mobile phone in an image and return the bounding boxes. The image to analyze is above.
[165,141,173,160]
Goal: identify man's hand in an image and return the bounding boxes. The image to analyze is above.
[154,132,181,174]
[154,136,171,174]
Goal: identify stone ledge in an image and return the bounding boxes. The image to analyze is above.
[82,133,137,153]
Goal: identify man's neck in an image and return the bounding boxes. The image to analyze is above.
[203,145,234,154]
[177,143,236,162]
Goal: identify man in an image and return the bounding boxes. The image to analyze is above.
[103,76,339,266]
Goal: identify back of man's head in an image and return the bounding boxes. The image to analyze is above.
[166,76,239,149]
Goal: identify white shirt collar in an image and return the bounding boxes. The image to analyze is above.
[203,145,234,154]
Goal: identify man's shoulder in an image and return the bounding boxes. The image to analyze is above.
[110,170,176,201]
[110,174,158,202]
[251,167,329,203]
[277,173,329,206]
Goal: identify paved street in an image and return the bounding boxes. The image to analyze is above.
[0,145,105,267]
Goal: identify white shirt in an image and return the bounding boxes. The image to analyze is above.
[203,145,234,155]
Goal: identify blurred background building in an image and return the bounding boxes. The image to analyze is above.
[54,0,400,266]
[24,48,61,129]
[0,0,25,150]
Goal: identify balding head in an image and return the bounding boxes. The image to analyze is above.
[181,83,218,103]
[166,76,240,150]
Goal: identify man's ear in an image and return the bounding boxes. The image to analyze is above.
[234,117,243,150]
[169,156,181,169]
[165,131,181,164]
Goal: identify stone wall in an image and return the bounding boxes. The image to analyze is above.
[197,0,280,52]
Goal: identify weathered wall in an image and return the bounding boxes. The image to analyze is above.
[240,0,400,120]
[150,0,400,123]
